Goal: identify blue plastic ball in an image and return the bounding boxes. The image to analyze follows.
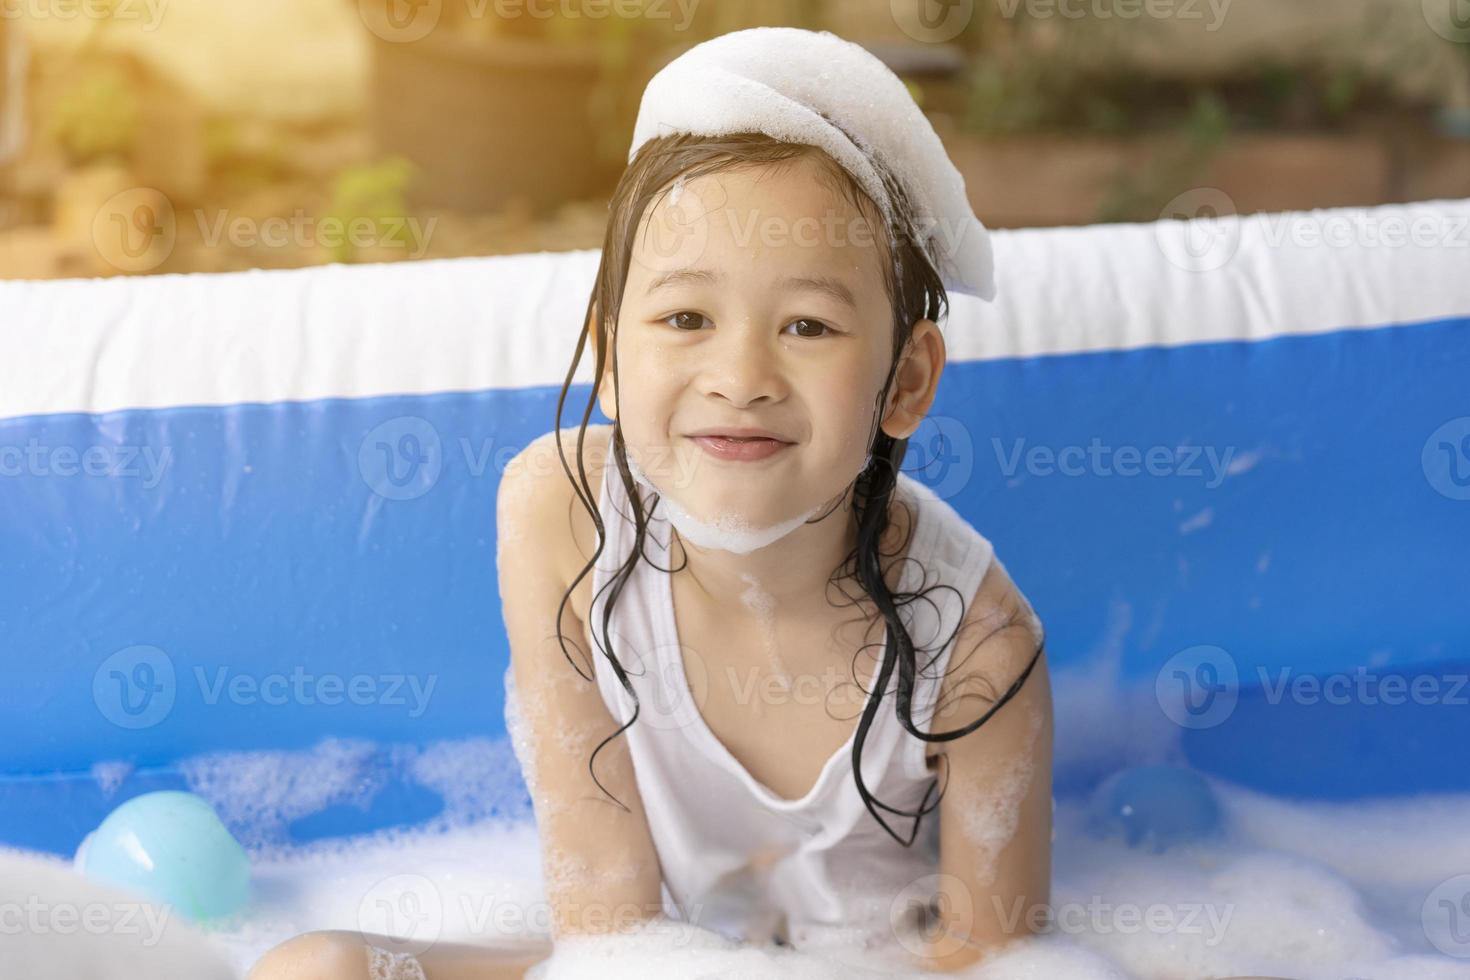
[75,790,250,921]
[1086,765,1223,852]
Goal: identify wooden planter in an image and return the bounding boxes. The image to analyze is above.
[935,121,1470,229]
[368,30,606,214]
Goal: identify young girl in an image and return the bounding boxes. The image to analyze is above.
[250,26,1053,980]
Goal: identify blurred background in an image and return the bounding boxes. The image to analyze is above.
[1,0,1468,280]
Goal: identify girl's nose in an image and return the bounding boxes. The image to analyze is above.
[705,329,783,407]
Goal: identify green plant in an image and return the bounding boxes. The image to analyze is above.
[1096,91,1230,224]
[46,63,139,165]
[962,5,1158,136]
[41,0,157,166]
[323,156,419,263]
[1322,67,1364,121]
[201,118,291,192]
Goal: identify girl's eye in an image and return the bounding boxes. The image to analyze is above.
[784,318,833,339]
[660,312,834,338]
[664,311,708,331]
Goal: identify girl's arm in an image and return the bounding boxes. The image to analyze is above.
[497,433,667,940]
[915,560,1055,972]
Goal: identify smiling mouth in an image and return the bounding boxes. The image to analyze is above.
[688,434,793,462]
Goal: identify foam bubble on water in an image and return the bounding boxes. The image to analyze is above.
[1049,600,1185,793]
[1223,783,1470,889]
[174,733,532,849]
[202,819,550,973]
[178,737,383,847]
[90,759,134,798]
[524,914,896,980]
[964,936,1133,979]
[38,628,1470,979]
[1044,778,1470,978]
[524,914,1132,979]
[32,730,1470,979]
[406,736,528,827]
[1207,851,1394,963]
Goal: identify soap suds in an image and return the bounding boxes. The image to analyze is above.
[90,760,134,798]
[959,702,1046,887]
[30,628,1470,979]
[624,447,827,556]
[29,727,1468,980]
[739,572,791,698]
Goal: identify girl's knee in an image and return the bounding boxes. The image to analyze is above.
[246,930,376,980]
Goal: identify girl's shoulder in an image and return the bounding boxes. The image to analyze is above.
[895,474,1044,718]
[499,424,616,609]
[896,471,995,570]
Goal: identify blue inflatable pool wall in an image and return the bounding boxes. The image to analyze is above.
[3,199,1468,856]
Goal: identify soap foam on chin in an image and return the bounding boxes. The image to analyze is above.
[624,446,826,556]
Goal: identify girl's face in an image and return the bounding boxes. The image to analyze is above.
[602,157,914,531]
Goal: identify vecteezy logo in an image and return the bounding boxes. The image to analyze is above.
[907,414,974,500]
[358,873,443,957]
[93,644,177,729]
[630,175,711,277]
[358,416,443,500]
[1155,644,1239,730]
[1422,0,1470,43]
[1422,873,1470,958]
[889,873,974,959]
[92,188,177,274]
[1422,417,1470,501]
[359,0,443,43]
[891,0,975,43]
[1156,188,1242,273]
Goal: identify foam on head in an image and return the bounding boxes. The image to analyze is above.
[628,27,998,304]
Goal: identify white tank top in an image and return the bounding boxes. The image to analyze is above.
[530,429,997,956]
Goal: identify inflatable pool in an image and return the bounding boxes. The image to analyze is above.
[3,195,1469,977]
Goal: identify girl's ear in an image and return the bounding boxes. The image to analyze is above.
[880,318,945,440]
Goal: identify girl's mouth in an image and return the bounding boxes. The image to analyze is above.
[689,435,792,462]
